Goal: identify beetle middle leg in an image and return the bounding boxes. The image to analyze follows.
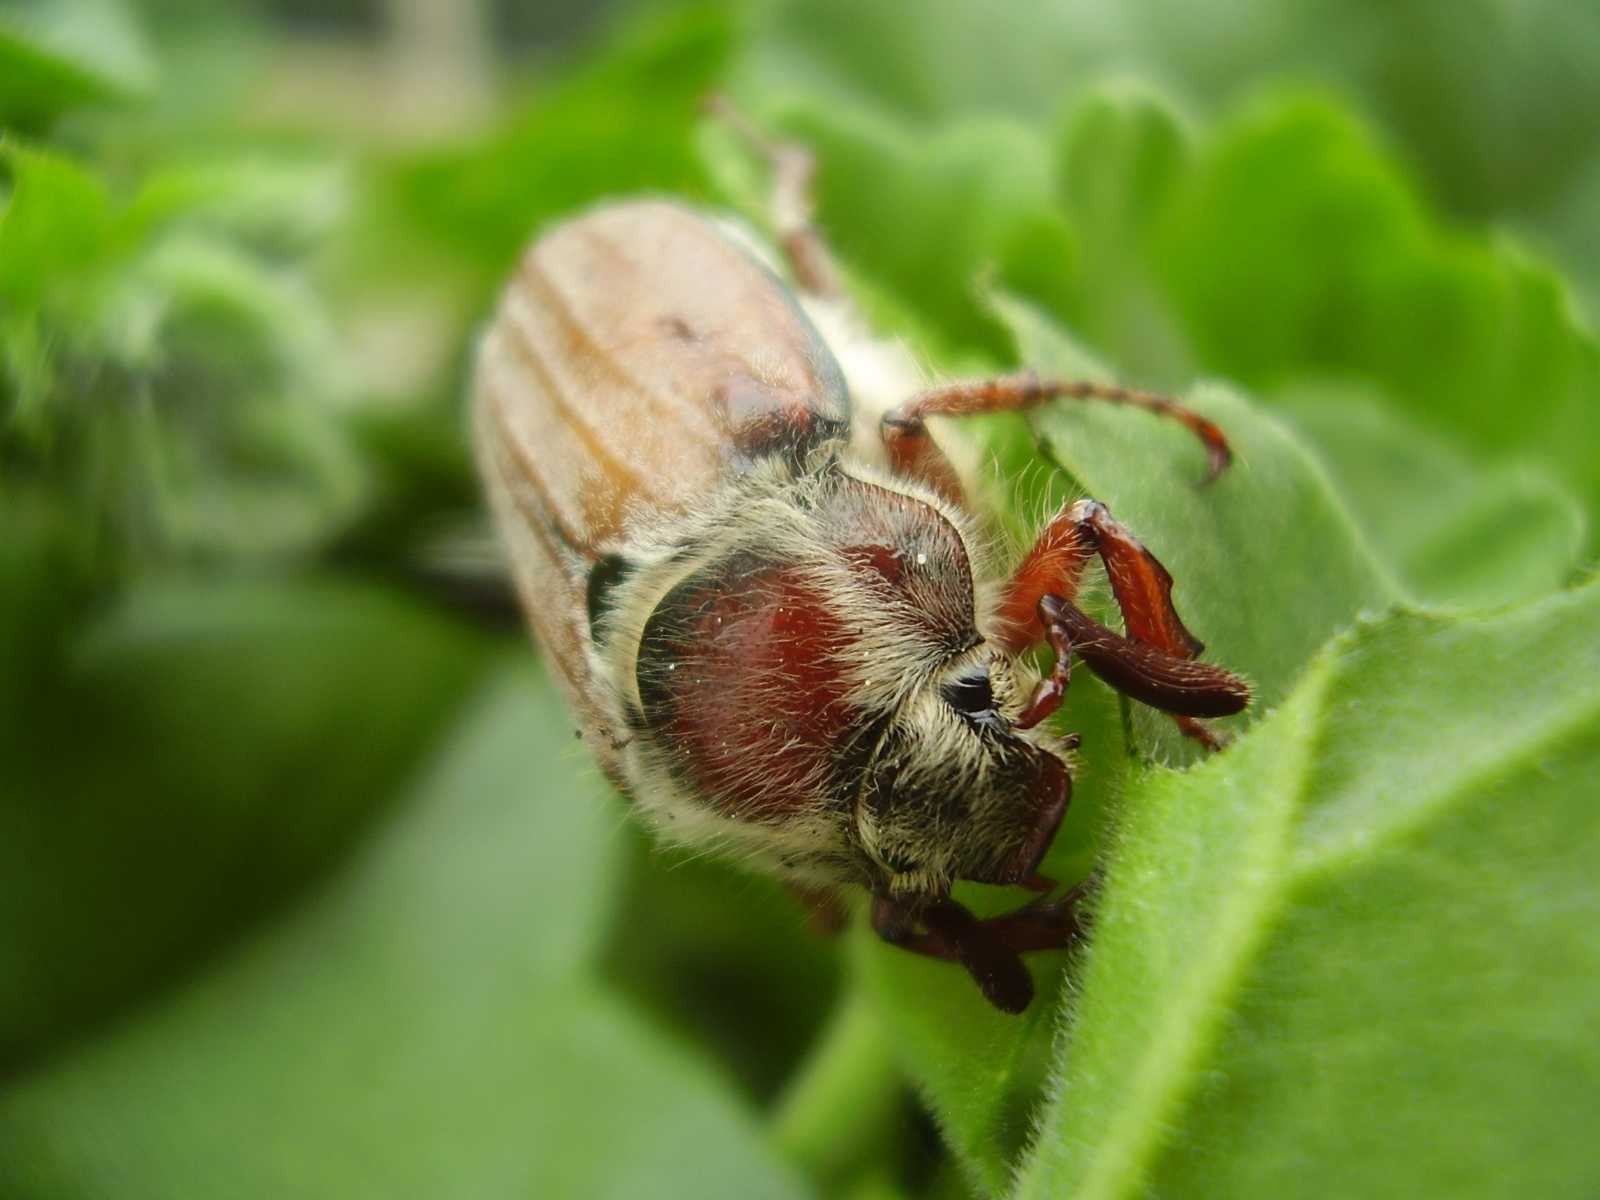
[881,371,1232,505]
[998,499,1250,746]
[872,888,1088,1013]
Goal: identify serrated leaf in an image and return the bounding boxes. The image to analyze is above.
[1152,96,1600,544]
[749,0,1600,302]
[1017,582,1600,1200]
[0,666,811,1200]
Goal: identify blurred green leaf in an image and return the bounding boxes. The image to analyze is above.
[0,665,812,1199]
[1280,385,1587,608]
[1017,582,1600,1200]
[750,0,1600,288]
[1152,96,1600,542]
[0,576,490,1069]
[1053,81,1199,389]
[764,102,1074,361]
[2,140,363,560]
[383,3,738,278]
[0,140,113,312]
[599,833,841,1102]
[0,0,155,126]
[124,157,348,253]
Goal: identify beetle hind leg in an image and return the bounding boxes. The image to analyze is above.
[705,94,841,299]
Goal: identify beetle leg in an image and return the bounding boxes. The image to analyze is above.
[997,499,1250,745]
[881,371,1232,504]
[1046,597,1250,722]
[872,888,1089,1013]
[996,498,1191,653]
[705,94,840,299]
[1014,597,1074,730]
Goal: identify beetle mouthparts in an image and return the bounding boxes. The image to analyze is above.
[971,750,1070,886]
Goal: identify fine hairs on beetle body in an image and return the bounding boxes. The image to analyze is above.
[473,107,1251,1013]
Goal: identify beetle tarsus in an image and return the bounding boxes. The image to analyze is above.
[1015,596,1075,730]
[1047,598,1251,720]
[872,886,1091,1015]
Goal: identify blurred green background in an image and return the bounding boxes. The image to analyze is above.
[3,2,1598,1197]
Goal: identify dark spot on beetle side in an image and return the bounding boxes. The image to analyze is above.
[714,375,850,467]
[659,315,696,341]
[586,553,635,642]
[624,701,647,734]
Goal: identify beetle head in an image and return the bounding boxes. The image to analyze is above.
[854,652,1071,899]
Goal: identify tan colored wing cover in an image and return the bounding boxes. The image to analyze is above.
[474,201,850,755]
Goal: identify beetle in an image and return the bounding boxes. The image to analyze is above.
[473,111,1250,1012]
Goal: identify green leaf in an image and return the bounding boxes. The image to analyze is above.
[0,0,155,126]
[854,915,1062,1198]
[1017,582,1600,1200]
[745,0,1086,123]
[0,666,811,1200]
[0,577,490,1069]
[110,232,367,556]
[1280,385,1587,608]
[853,296,1404,1188]
[124,157,348,254]
[1152,95,1600,544]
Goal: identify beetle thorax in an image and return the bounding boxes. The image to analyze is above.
[582,459,1067,897]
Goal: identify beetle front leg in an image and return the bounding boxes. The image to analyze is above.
[998,499,1250,746]
[871,890,1088,1014]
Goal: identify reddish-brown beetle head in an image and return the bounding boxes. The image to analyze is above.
[854,651,1072,899]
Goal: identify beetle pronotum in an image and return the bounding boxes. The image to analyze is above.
[473,108,1249,1012]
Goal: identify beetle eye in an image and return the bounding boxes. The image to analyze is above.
[942,668,995,718]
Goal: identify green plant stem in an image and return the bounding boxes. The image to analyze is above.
[770,986,906,1189]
